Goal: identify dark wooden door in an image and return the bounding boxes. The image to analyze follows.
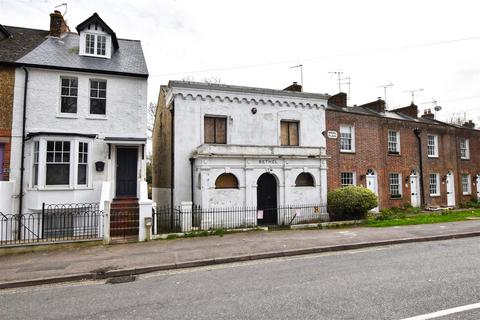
[257,173,277,225]
[116,148,138,197]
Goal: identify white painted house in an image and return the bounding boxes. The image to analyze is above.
[1,11,149,241]
[152,81,329,227]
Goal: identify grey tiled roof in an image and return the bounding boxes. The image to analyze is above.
[17,32,148,77]
[327,103,442,126]
[0,26,49,63]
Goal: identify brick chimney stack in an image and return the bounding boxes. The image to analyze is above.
[283,82,302,92]
[393,103,418,118]
[421,108,435,119]
[358,98,386,113]
[462,120,476,129]
[328,92,347,108]
[49,10,70,37]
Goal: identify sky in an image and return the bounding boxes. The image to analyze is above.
[1,0,479,124]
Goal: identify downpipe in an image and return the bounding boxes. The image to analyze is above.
[18,67,28,240]
[413,128,425,207]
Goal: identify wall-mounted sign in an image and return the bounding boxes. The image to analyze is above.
[258,159,278,165]
[327,131,338,139]
[257,210,263,219]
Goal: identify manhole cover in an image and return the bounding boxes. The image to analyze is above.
[106,275,136,284]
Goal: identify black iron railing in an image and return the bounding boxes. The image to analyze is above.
[0,203,103,246]
[153,203,328,234]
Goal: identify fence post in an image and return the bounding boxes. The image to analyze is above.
[138,199,154,241]
[180,201,192,233]
[103,200,111,244]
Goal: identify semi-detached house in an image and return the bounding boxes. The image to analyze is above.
[0,11,149,240]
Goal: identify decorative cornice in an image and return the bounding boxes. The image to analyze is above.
[173,92,325,109]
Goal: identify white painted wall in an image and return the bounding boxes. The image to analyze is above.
[167,85,328,208]
[9,67,148,213]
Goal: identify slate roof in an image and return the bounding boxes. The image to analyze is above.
[0,26,49,63]
[0,24,148,78]
[17,32,148,77]
[327,103,478,130]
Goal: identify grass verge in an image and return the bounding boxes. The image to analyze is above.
[365,209,480,227]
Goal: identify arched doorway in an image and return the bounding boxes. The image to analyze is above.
[365,169,378,212]
[257,173,277,225]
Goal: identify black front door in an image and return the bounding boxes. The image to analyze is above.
[116,147,138,197]
[257,173,277,225]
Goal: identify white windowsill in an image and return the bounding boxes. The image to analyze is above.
[86,115,107,120]
[56,113,79,119]
[430,194,440,197]
[461,158,470,160]
[27,186,94,191]
[340,150,355,153]
[428,155,439,158]
[463,193,472,196]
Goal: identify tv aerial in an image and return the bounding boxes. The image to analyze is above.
[376,81,394,105]
[402,88,424,103]
[55,3,67,16]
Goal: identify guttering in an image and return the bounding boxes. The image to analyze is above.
[413,128,425,207]
[18,67,28,239]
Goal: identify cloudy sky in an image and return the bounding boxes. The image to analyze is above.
[1,0,479,124]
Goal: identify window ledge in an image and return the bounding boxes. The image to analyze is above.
[56,113,79,119]
[463,193,472,196]
[461,158,470,161]
[390,196,403,200]
[86,115,107,120]
[427,156,439,159]
[430,194,441,197]
[340,150,355,154]
[388,153,401,157]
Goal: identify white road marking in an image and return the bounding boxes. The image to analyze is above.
[401,302,480,320]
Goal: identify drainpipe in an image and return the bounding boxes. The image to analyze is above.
[18,67,29,240]
[413,128,425,207]
[189,157,195,209]
[170,104,174,208]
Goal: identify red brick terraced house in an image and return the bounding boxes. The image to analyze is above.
[0,25,49,182]
[326,93,480,211]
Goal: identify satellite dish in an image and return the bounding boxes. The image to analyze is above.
[434,106,442,112]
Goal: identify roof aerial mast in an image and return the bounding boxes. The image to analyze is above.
[402,88,424,104]
[376,81,394,106]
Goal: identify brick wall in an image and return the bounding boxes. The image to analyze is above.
[326,108,480,209]
[0,66,15,181]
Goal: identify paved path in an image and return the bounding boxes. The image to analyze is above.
[1,220,480,286]
[2,237,480,319]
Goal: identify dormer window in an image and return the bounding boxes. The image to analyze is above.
[84,33,107,57]
[77,13,119,59]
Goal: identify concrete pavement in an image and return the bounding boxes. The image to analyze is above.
[1,220,480,289]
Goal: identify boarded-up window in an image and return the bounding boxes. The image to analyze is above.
[204,117,227,144]
[280,121,299,146]
[215,173,238,189]
[295,173,314,187]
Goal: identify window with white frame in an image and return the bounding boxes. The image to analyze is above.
[427,134,439,157]
[46,141,70,185]
[32,139,92,189]
[340,125,354,152]
[60,77,78,114]
[460,139,470,159]
[340,172,355,187]
[462,174,471,195]
[32,141,39,186]
[85,34,95,55]
[85,33,107,57]
[78,142,88,185]
[90,79,107,115]
[389,173,402,198]
[429,173,440,196]
[388,130,400,154]
[97,35,106,55]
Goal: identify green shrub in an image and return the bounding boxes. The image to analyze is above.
[328,186,378,221]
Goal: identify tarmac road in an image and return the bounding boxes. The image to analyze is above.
[2,237,480,320]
